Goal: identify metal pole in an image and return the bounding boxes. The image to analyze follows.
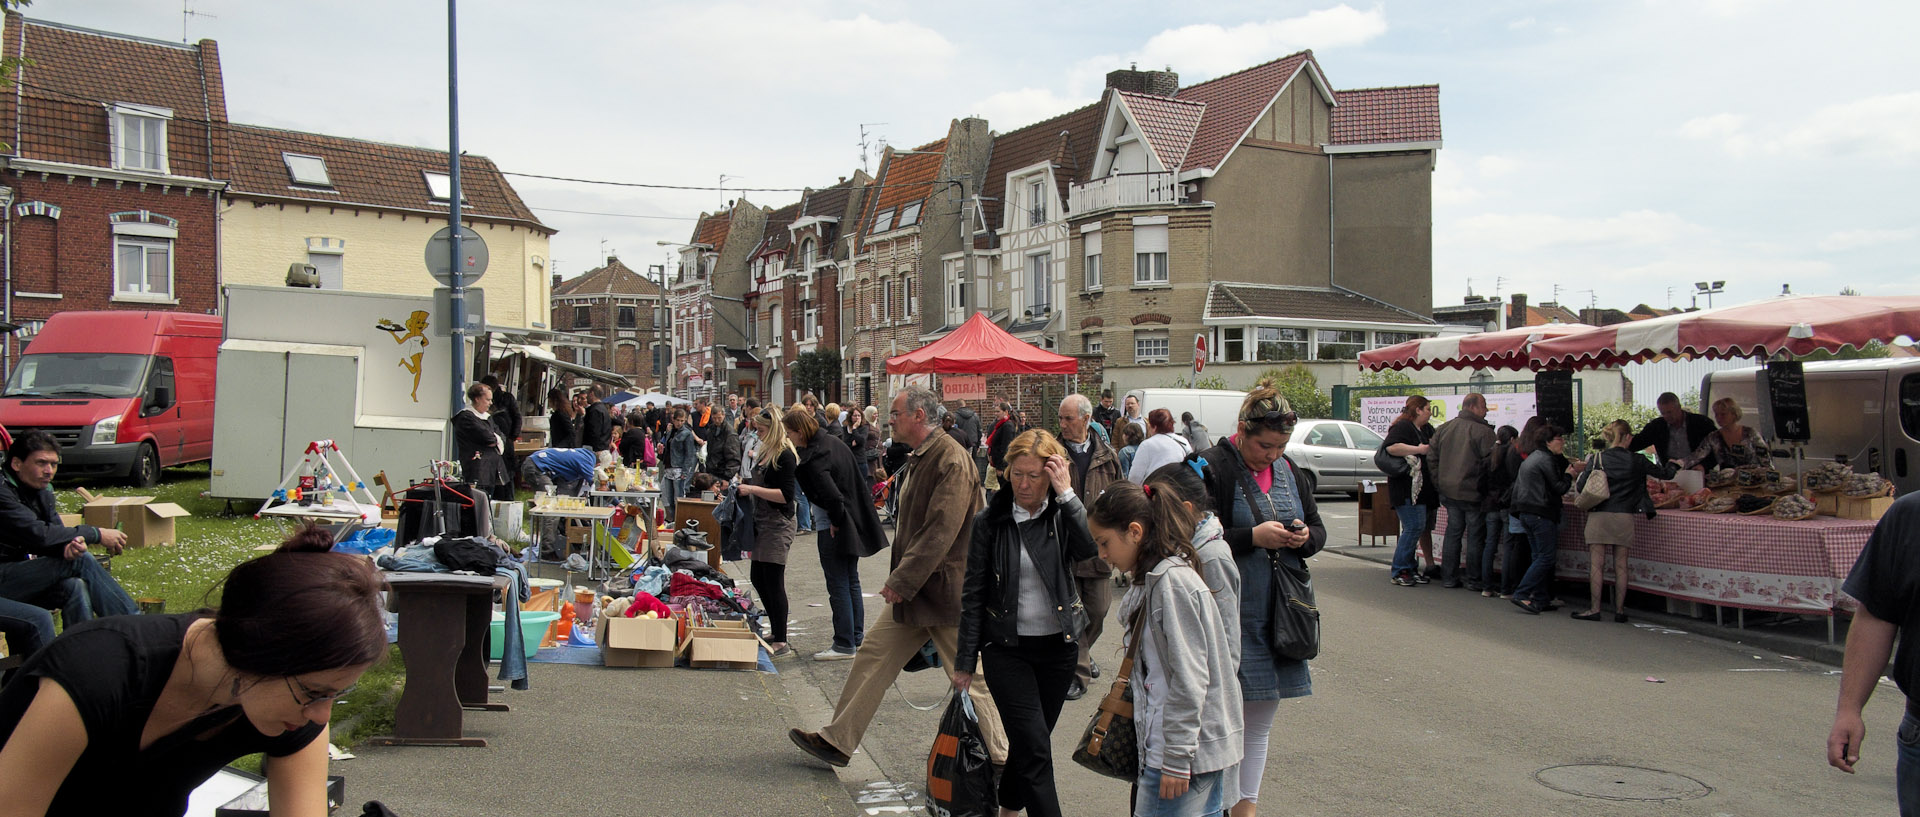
[446,0,467,413]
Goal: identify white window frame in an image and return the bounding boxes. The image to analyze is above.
[804,300,819,339]
[1256,326,1309,361]
[306,250,344,290]
[110,104,171,174]
[1373,330,1418,348]
[905,276,917,319]
[1027,252,1051,316]
[1134,330,1170,364]
[423,172,469,204]
[1222,327,1245,362]
[800,238,816,271]
[1083,227,1103,291]
[882,278,893,322]
[771,304,783,339]
[1314,329,1367,361]
[944,258,969,327]
[113,235,174,302]
[283,152,332,187]
[1133,221,1169,286]
[898,201,923,227]
[872,207,895,233]
[1084,333,1104,356]
[1028,178,1046,226]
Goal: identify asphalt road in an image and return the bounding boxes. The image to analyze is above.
[342,496,1902,815]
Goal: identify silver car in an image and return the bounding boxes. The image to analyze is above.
[1284,419,1388,496]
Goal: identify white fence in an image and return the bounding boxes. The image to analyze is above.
[1068,172,1178,213]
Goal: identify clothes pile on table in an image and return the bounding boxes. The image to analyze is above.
[599,545,765,641]
[377,535,531,690]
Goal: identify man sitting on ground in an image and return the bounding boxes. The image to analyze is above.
[0,431,138,628]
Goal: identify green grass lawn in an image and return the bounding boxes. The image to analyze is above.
[53,463,405,752]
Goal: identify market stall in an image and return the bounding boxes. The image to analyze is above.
[1359,322,1594,372]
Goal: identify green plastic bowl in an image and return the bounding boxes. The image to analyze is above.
[489,610,561,660]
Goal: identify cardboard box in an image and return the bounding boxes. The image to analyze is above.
[59,513,84,528]
[597,610,677,668]
[79,495,191,547]
[679,626,760,670]
[1813,492,1841,516]
[1839,493,1895,522]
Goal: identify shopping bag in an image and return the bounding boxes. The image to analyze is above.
[1574,455,1610,511]
[926,690,996,817]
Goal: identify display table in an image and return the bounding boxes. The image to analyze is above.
[528,505,617,579]
[1435,504,1876,615]
[370,572,511,748]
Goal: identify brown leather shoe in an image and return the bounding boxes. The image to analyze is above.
[789,728,850,767]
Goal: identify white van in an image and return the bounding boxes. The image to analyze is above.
[1702,358,1920,496]
[1122,388,1249,450]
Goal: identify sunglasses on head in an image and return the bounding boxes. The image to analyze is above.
[1244,401,1297,428]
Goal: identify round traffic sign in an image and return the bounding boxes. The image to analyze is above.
[426,226,489,286]
[1193,333,1207,374]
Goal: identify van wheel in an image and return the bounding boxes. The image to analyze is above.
[130,443,160,487]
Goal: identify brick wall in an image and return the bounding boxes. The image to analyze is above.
[1066,206,1214,393]
[7,172,219,325]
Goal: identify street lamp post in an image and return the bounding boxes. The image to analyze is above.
[1694,280,1725,309]
[0,184,14,379]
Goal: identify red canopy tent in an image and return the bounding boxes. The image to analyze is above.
[886,312,1079,374]
[1530,295,1920,369]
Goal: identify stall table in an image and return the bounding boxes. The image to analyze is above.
[370,572,511,748]
[1435,503,1876,630]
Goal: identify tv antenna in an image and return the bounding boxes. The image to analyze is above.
[718,174,743,207]
[182,0,216,42]
[858,123,888,174]
[1495,276,1509,299]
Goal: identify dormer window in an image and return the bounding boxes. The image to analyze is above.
[422,172,468,204]
[283,153,332,187]
[110,104,171,173]
[898,202,922,228]
[872,208,895,233]
[800,238,817,270]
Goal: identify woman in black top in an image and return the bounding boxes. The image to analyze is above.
[952,430,1093,817]
[1509,424,1586,614]
[547,387,580,449]
[785,408,888,659]
[730,406,800,658]
[1576,419,1678,623]
[0,526,386,816]
[454,382,512,501]
[1384,396,1435,586]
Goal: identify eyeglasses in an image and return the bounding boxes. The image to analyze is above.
[285,676,355,708]
[1243,401,1298,429]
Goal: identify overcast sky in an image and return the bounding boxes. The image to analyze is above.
[36,1,1920,313]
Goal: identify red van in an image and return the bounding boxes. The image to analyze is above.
[0,311,220,485]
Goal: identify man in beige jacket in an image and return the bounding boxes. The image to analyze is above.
[790,384,1009,767]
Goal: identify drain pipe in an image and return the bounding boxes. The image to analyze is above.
[1326,151,1335,288]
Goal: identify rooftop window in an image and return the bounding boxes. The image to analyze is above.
[283,153,332,187]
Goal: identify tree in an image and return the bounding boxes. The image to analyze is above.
[792,349,841,399]
[1797,339,1891,361]
[1253,365,1331,419]
[1346,368,1425,418]
[1164,374,1230,390]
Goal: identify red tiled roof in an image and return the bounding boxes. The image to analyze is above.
[858,138,945,243]
[1175,51,1316,170]
[2,14,228,178]
[1117,91,1205,171]
[554,257,662,298]
[1331,85,1442,145]
[1514,304,1581,327]
[227,125,546,228]
[691,211,732,248]
[979,102,1103,230]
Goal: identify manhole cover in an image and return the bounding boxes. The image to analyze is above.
[1534,764,1712,802]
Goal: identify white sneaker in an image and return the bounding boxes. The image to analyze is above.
[812,648,856,661]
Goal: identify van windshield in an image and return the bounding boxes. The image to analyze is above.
[3,353,151,398]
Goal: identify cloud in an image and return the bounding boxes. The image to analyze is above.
[1475,155,1521,178]
[1507,16,1536,30]
[969,88,1095,133]
[1071,4,1388,88]
[1818,227,1918,252]
[1679,94,1920,159]
[646,8,957,83]
[1451,210,1706,253]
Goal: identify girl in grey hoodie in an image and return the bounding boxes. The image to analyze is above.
[1089,481,1244,817]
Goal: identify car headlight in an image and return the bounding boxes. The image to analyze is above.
[91,417,120,445]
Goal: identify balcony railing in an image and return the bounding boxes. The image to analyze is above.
[1068,172,1178,214]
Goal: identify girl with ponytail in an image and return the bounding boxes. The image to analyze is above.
[1088,482,1243,816]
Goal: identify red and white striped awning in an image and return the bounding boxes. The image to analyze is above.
[1529,295,1920,369]
[1358,323,1595,372]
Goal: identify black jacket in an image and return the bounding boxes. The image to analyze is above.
[1592,446,1680,517]
[702,421,741,481]
[1511,448,1573,522]
[986,417,1016,472]
[489,394,522,449]
[955,486,1097,674]
[581,402,613,452]
[954,408,981,453]
[1629,411,1719,469]
[1493,441,1527,509]
[0,471,102,562]
[1196,441,1327,560]
[794,433,888,558]
[618,427,649,466]
[548,409,579,449]
[452,409,509,488]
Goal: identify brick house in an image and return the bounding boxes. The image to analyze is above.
[748,174,868,406]
[551,256,665,391]
[742,199,798,403]
[1063,55,1444,392]
[670,199,766,399]
[972,103,1103,353]
[222,126,554,330]
[0,15,227,363]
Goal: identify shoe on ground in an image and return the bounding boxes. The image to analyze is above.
[813,648,856,661]
[1090,660,1102,679]
[1065,679,1087,701]
[1615,612,1630,623]
[1465,582,1485,592]
[1392,572,1416,587]
[1541,602,1562,612]
[1510,597,1542,615]
[1441,580,1464,589]
[1571,610,1602,621]
[1413,573,1432,585]
[789,729,850,767]
[769,644,795,660]
[1480,589,1497,598]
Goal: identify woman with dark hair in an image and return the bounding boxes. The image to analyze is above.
[1193,383,1324,817]
[0,526,386,815]
[547,387,579,449]
[844,408,882,488]
[953,430,1095,817]
[785,407,887,660]
[1087,481,1242,817]
[1509,423,1586,615]
[1496,417,1542,598]
[455,382,512,501]
[1116,422,1146,479]
[1144,457,1241,660]
[1384,396,1435,587]
[1127,408,1194,483]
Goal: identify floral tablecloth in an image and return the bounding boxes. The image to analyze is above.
[1435,504,1877,614]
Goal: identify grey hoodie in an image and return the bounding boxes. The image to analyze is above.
[1120,554,1245,778]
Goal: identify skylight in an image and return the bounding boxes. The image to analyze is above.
[897,201,923,227]
[282,153,331,187]
[872,207,895,233]
[423,171,468,203]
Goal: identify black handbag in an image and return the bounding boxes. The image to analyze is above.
[1374,441,1411,477]
[1266,550,1320,661]
[1071,608,1142,780]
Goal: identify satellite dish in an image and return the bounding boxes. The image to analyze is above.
[286,263,320,288]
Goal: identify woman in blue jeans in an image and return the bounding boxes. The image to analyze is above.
[1508,423,1584,614]
[1383,397,1434,587]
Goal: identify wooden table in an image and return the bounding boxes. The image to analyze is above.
[674,497,724,570]
[369,572,511,748]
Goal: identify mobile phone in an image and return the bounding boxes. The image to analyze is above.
[1284,520,1305,532]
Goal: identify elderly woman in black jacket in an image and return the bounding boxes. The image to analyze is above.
[785,408,888,660]
[1509,423,1586,615]
[453,382,511,500]
[953,430,1094,817]
[1576,419,1679,623]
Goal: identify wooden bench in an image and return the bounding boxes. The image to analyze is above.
[369,572,512,748]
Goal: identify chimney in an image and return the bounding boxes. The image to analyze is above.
[551,273,562,289]
[1105,63,1180,97]
[607,256,618,268]
[1510,293,1528,327]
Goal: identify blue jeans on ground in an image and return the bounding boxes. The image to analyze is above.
[0,553,138,625]
[1899,710,1920,817]
[816,527,864,653]
[1440,498,1486,585]
[0,595,56,657]
[1391,503,1426,577]
[1512,513,1560,604]
[1482,509,1509,589]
